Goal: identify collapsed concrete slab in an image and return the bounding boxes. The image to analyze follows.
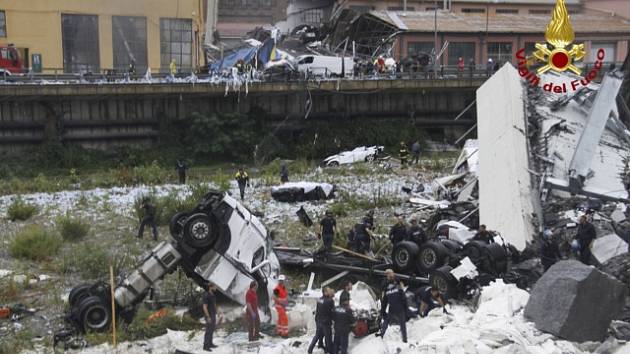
[476,64,536,250]
[524,260,627,342]
[591,233,629,264]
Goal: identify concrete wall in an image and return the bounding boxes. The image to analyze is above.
[0,0,204,72]
[0,78,480,150]
[476,64,535,250]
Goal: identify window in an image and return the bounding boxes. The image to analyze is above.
[252,247,265,268]
[496,9,518,14]
[298,56,314,64]
[160,18,193,71]
[61,14,100,73]
[407,41,434,58]
[112,16,148,73]
[448,42,475,66]
[0,11,6,37]
[387,6,415,11]
[462,8,485,13]
[488,42,513,64]
[529,9,550,15]
[301,9,323,24]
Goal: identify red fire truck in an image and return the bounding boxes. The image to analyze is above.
[0,44,26,75]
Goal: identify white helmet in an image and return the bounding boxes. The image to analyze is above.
[278,274,286,281]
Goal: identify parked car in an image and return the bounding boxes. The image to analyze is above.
[322,146,385,167]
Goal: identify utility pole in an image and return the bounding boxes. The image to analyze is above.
[434,0,438,77]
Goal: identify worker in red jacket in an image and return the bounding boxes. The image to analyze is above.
[245,281,261,341]
[274,275,289,337]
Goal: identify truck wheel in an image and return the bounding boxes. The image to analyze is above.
[463,241,486,267]
[183,213,217,248]
[430,266,458,299]
[77,296,111,332]
[482,243,509,274]
[169,212,189,239]
[69,284,92,307]
[416,241,447,273]
[392,241,419,272]
[366,154,375,163]
[328,161,339,167]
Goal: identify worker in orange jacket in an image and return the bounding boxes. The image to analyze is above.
[274,275,289,337]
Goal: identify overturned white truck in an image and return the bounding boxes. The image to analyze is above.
[66,191,281,332]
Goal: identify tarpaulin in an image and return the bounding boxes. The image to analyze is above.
[211,47,256,71]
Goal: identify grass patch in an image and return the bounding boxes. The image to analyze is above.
[6,197,39,221]
[59,242,140,280]
[0,278,24,304]
[56,214,91,241]
[133,183,213,226]
[9,225,61,261]
[0,328,34,354]
[84,306,203,345]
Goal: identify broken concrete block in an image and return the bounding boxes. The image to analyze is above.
[524,260,627,342]
[591,233,629,264]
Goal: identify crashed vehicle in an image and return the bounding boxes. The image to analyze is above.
[322,146,384,167]
[65,191,281,332]
[271,182,335,202]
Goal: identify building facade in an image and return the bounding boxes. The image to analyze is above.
[0,0,204,73]
[216,0,289,47]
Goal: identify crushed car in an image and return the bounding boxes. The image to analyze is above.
[271,182,335,202]
[322,146,384,167]
[64,191,281,333]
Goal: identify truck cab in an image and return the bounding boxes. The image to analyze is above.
[0,44,25,75]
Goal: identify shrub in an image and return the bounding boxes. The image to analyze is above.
[133,184,213,226]
[10,225,61,261]
[133,161,172,185]
[57,215,91,241]
[6,197,39,221]
[187,112,257,160]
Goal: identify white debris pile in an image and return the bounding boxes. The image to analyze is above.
[48,281,628,354]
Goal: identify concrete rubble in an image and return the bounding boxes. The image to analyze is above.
[524,260,627,342]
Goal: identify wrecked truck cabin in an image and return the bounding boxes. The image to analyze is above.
[65,191,280,333]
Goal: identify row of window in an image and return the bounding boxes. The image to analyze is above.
[408,41,617,65]
[0,11,191,73]
[62,14,192,73]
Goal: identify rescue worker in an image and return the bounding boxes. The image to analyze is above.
[540,229,561,271]
[137,197,158,240]
[339,281,352,306]
[235,168,249,201]
[399,142,409,168]
[273,275,289,337]
[202,283,221,351]
[354,217,375,255]
[128,59,136,75]
[169,59,177,77]
[308,287,334,354]
[245,281,261,341]
[411,141,421,165]
[319,210,337,253]
[280,163,289,183]
[472,224,494,243]
[407,218,426,245]
[457,57,465,76]
[389,216,407,247]
[418,286,448,317]
[333,296,355,354]
[376,269,407,343]
[175,159,188,184]
[364,210,375,230]
[486,58,494,76]
[574,215,596,265]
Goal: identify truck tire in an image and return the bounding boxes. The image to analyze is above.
[416,241,448,273]
[366,154,376,163]
[169,212,189,239]
[463,241,487,267]
[430,266,458,299]
[482,243,509,274]
[328,161,339,167]
[183,213,218,249]
[69,284,92,307]
[392,241,419,272]
[77,296,111,333]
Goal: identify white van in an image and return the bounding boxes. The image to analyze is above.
[296,55,354,77]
